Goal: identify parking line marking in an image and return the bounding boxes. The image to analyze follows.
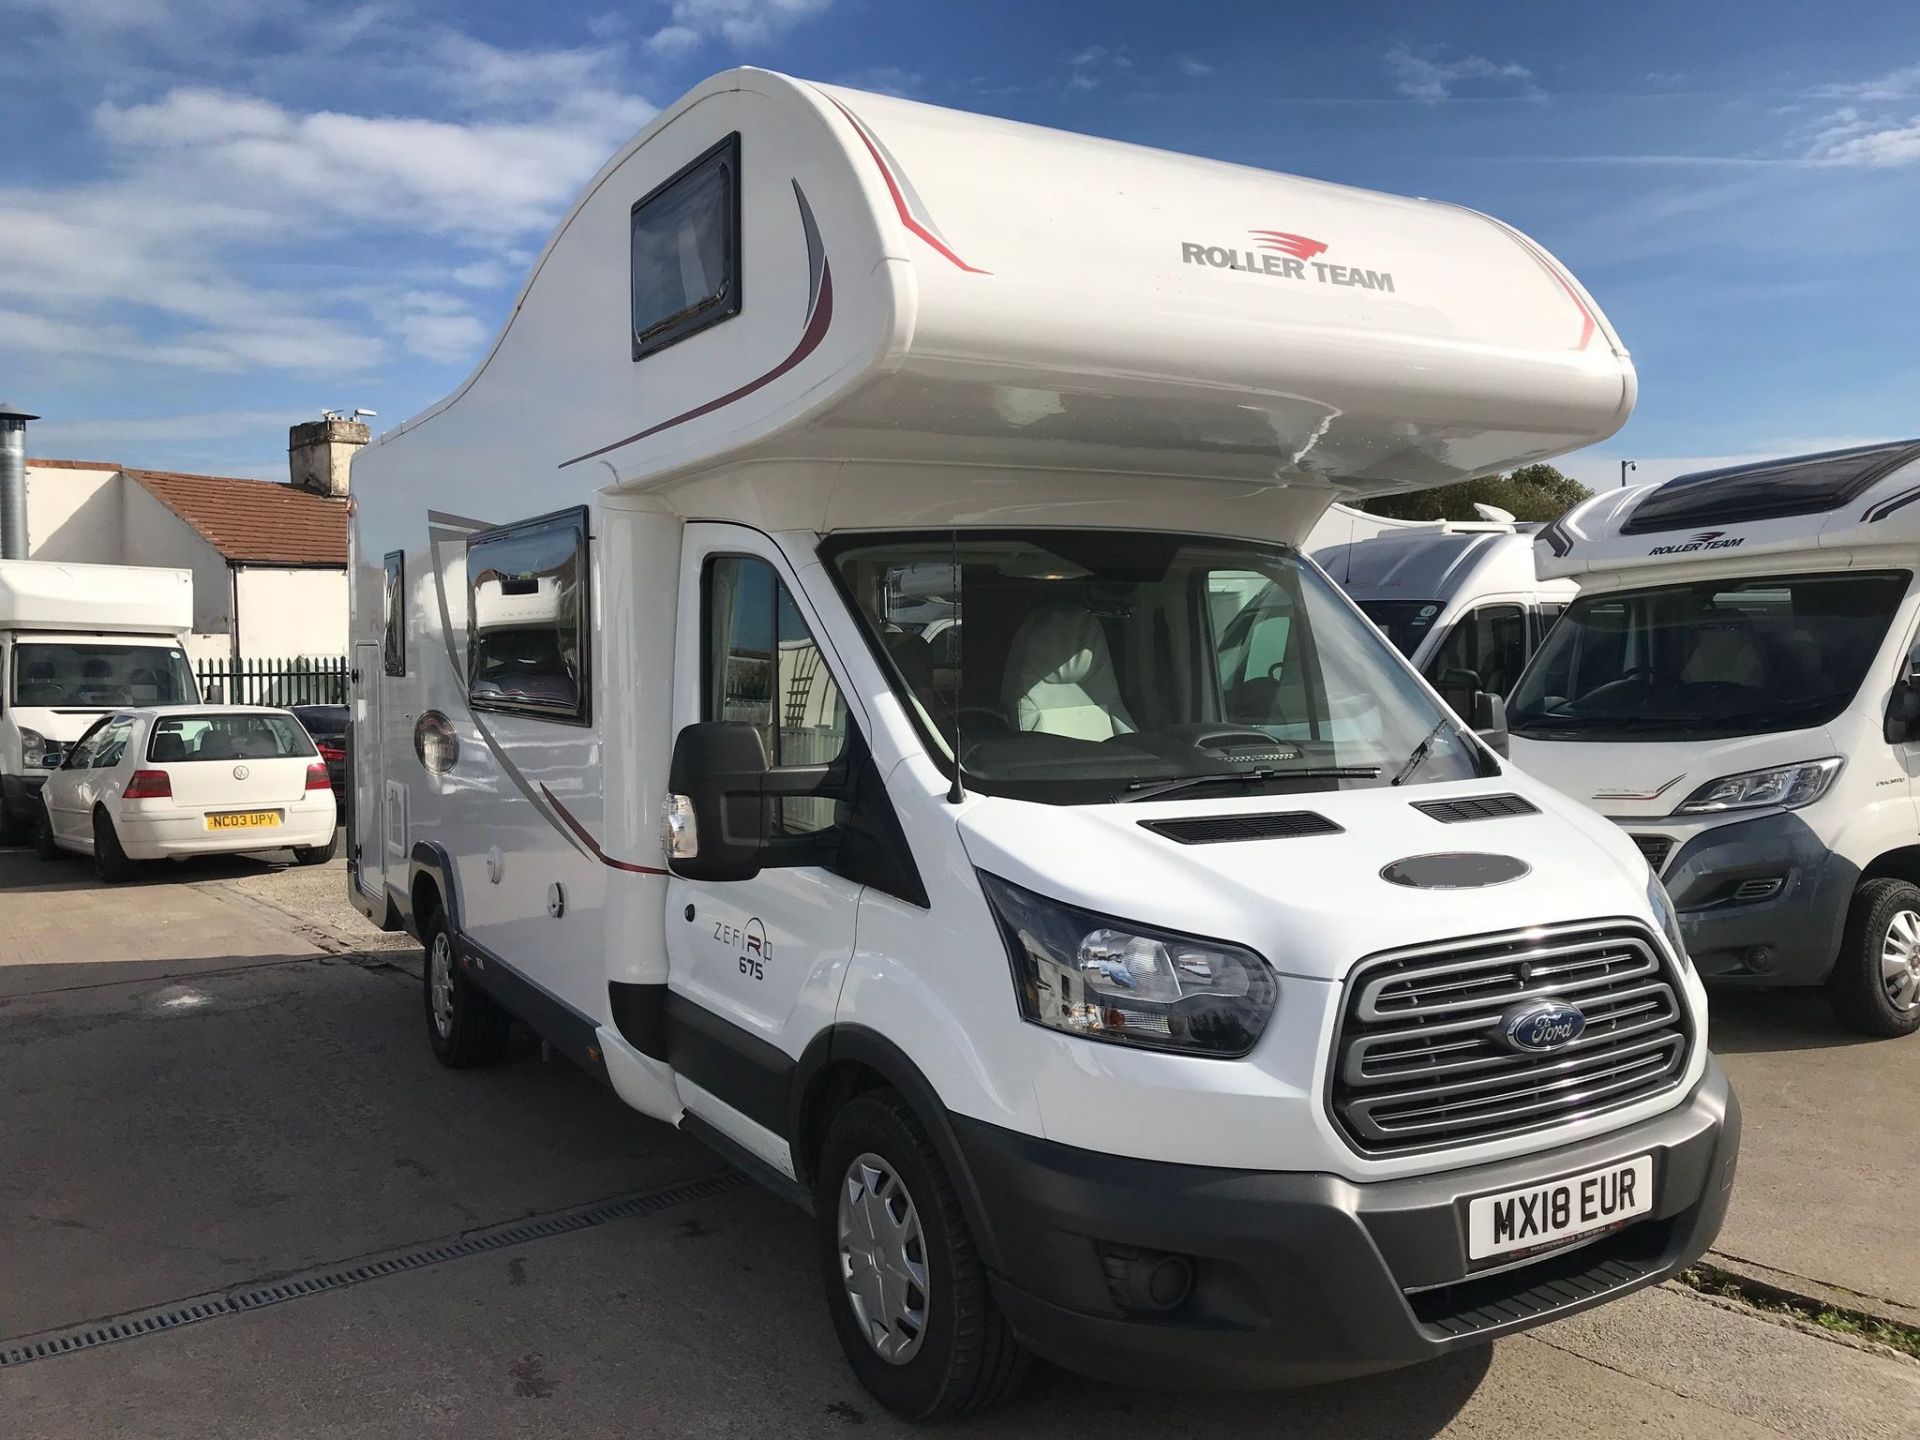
[0,1169,750,1369]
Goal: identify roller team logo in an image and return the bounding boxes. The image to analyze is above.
[1181,229,1396,292]
[1649,530,1745,556]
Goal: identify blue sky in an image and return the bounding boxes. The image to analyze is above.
[2,0,1916,491]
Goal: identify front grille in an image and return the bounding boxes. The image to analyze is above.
[1411,793,1539,824]
[1329,921,1693,1156]
[1629,834,1674,874]
[1139,811,1342,845]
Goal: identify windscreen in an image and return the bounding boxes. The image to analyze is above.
[148,713,316,762]
[1356,600,1445,659]
[1508,570,1909,740]
[829,531,1489,805]
[10,643,196,709]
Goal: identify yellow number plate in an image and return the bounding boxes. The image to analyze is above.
[207,811,281,831]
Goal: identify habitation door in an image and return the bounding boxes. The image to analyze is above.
[662,526,865,1180]
[350,641,384,897]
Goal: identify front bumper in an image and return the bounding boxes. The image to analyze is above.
[955,1058,1738,1390]
[2,771,47,809]
[1651,812,1856,986]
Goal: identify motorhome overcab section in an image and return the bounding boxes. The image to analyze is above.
[347,70,1735,1418]
[1512,440,1920,1038]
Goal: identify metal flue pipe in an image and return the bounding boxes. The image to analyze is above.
[0,402,35,560]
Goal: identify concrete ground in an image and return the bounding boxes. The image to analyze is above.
[3,841,1919,1437]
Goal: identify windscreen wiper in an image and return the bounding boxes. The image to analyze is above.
[1118,765,1382,804]
[1390,719,1455,786]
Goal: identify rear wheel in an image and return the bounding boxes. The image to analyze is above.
[293,830,339,866]
[1829,878,1920,1038]
[92,808,136,884]
[815,1090,1026,1420]
[35,804,63,862]
[422,906,510,1067]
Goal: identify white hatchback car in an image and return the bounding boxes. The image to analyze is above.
[36,706,339,882]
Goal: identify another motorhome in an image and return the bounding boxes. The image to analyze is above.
[349,69,1736,1417]
[1312,509,1578,704]
[0,559,198,842]
[1509,440,1920,1037]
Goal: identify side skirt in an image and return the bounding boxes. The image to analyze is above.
[457,935,611,1088]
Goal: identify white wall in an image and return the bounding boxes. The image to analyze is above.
[24,464,125,560]
[234,566,348,659]
[118,481,236,641]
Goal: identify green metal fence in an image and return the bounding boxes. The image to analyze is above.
[193,656,348,707]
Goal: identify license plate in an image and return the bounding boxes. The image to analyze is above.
[206,811,281,830]
[1468,1154,1653,1261]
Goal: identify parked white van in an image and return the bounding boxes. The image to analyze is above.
[0,559,199,843]
[348,70,1737,1417]
[1313,510,1577,705]
[1510,441,1920,1038]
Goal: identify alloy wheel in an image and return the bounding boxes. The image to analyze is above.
[1880,908,1920,1012]
[429,931,456,1037]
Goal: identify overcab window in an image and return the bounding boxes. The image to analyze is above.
[466,508,590,724]
[630,132,741,360]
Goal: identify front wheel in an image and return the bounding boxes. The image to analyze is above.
[1829,877,1920,1038]
[815,1091,1026,1420]
[93,809,136,884]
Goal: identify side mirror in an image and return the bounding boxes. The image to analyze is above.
[665,722,775,882]
[204,681,224,704]
[1436,668,1483,723]
[1472,691,1510,759]
[1885,682,1920,744]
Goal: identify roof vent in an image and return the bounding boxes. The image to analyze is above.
[1619,440,1920,536]
[1411,793,1540,823]
[1140,811,1343,845]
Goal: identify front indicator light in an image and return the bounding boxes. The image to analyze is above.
[1674,757,1841,815]
[979,872,1278,1057]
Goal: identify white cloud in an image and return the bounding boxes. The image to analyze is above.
[1384,44,1543,104]
[449,258,515,288]
[838,66,923,99]
[397,311,490,365]
[1812,62,1920,102]
[1176,55,1214,79]
[1805,108,1920,168]
[28,409,293,450]
[1065,45,1132,93]
[647,0,832,50]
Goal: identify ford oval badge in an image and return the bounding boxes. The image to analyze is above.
[1498,1000,1586,1054]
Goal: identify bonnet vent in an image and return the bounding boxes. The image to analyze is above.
[1140,812,1343,845]
[1411,793,1540,824]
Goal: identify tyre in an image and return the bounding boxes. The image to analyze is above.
[92,808,136,884]
[0,797,30,847]
[293,830,340,866]
[1829,877,1920,1038]
[422,905,510,1067]
[815,1090,1027,1420]
[35,804,62,862]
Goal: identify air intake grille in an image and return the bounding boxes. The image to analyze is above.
[1329,921,1693,1156]
[1630,834,1674,874]
[1140,811,1342,845]
[1412,793,1540,823]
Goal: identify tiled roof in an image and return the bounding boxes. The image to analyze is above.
[130,468,348,566]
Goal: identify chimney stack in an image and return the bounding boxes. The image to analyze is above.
[288,415,370,500]
[0,401,38,560]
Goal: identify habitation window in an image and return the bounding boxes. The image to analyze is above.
[631,132,741,360]
[383,551,406,676]
[466,508,590,724]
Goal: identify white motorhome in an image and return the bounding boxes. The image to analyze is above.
[0,559,199,842]
[348,70,1736,1417]
[1313,510,1578,703]
[1510,440,1920,1038]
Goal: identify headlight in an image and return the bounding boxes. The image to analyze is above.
[18,728,51,768]
[1674,757,1841,815]
[979,872,1278,1057]
[1646,873,1690,969]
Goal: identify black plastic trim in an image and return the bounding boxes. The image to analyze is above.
[1141,811,1342,844]
[406,840,462,937]
[1410,793,1540,823]
[665,992,795,1135]
[459,935,610,1087]
[679,1111,813,1213]
[609,980,670,1060]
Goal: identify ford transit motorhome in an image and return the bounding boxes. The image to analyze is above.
[1511,441,1920,1037]
[0,559,198,842]
[348,69,1737,1418]
[1313,515,1578,703]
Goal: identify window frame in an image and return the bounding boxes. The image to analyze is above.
[464,505,593,727]
[630,131,743,362]
[383,551,406,677]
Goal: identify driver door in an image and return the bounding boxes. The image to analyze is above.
[662,526,865,1179]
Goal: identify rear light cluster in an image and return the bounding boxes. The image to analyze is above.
[316,740,346,763]
[123,769,172,799]
[307,763,333,791]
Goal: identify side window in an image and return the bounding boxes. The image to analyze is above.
[383,551,406,677]
[63,718,111,770]
[705,556,849,836]
[1425,604,1528,697]
[631,133,741,360]
[93,719,134,769]
[467,508,590,724]
[1207,571,1308,727]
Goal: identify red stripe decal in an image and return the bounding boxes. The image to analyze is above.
[560,259,834,469]
[540,784,669,875]
[1513,235,1596,351]
[824,95,988,275]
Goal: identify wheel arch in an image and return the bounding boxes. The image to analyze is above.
[406,840,461,940]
